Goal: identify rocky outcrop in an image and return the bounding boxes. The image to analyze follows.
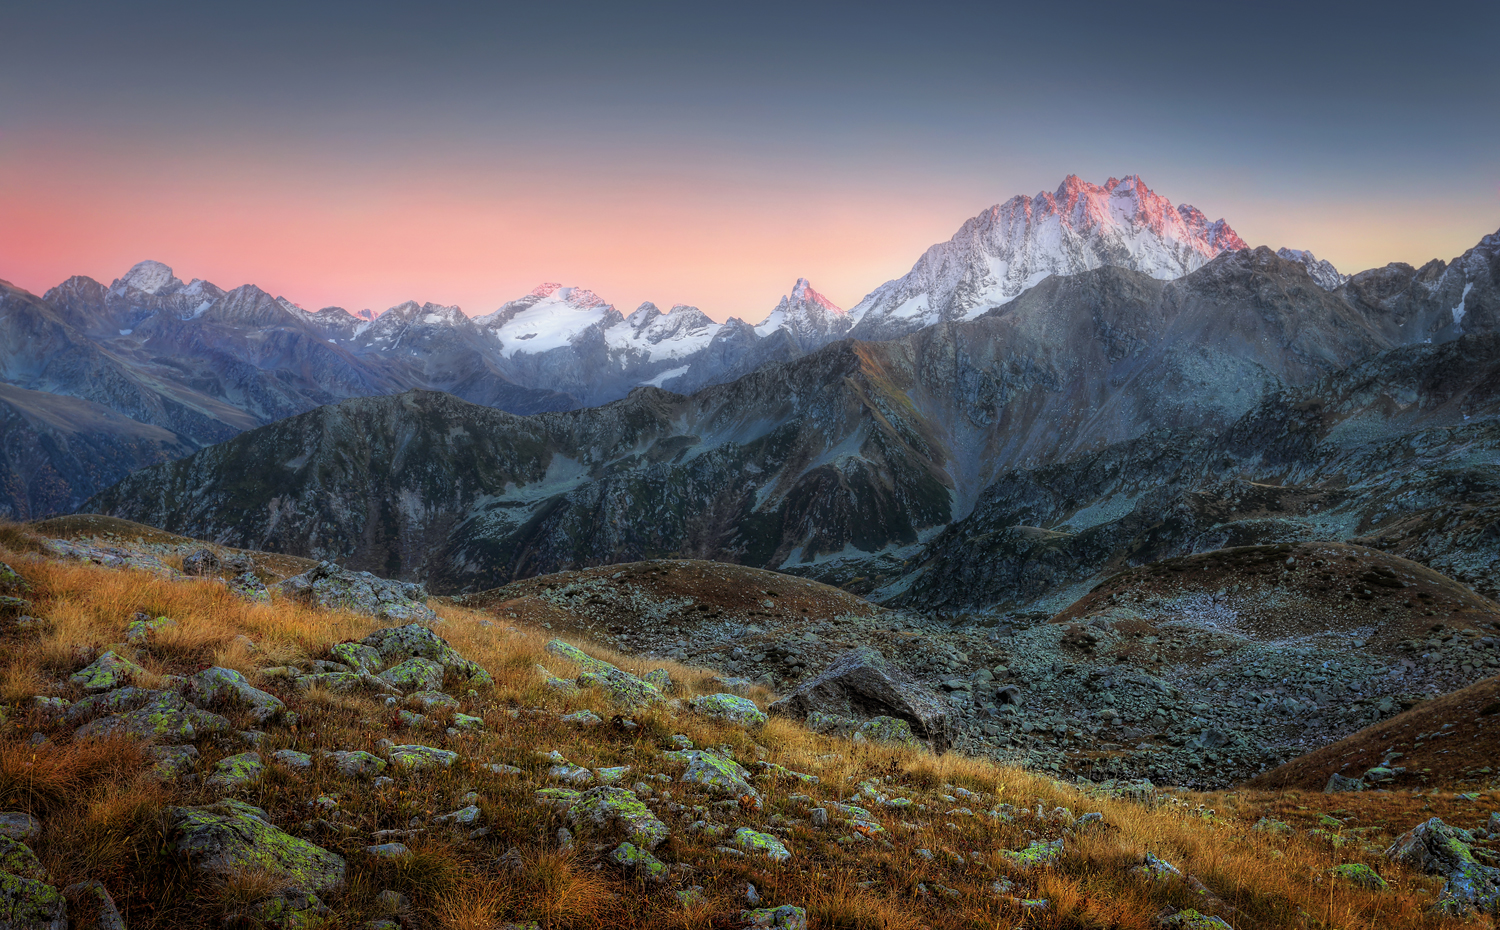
[1385,817,1500,915]
[769,647,953,753]
[277,561,435,623]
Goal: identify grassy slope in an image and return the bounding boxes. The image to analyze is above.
[0,526,1492,930]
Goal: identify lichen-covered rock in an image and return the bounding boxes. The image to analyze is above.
[741,905,808,930]
[568,787,670,850]
[643,668,674,694]
[1157,910,1233,929]
[1385,817,1500,915]
[407,691,459,711]
[733,828,791,862]
[241,889,330,929]
[855,716,920,747]
[365,843,411,859]
[206,752,263,791]
[690,693,767,728]
[548,763,595,785]
[0,836,47,881]
[360,625,491,686]
[170,802,346,894]
[0,870,67,930]
[124,613,177,646]
[74,690,232,743]
[273,750,313,772]
[191,667,285,723]
[769,647,953,753]
[452,712,484,731]
[757,762,819,785]
[1252,817,1292,835]
[148,744,201,779]
[536,665,578,693]
[1131,852,1181,881]
[1325,773,1364,793]
[62,879,125,930]
[1331,863,1387,890]
[607,842,667,881]
[329,642,382,673]
[69,651,147,693]
[0,563,30,593]
[324,751,386,778]
[803,711,859,736]
[378,657,445,693]
[279,562,436,624]
[0,814,39,844]
[664,750,760,802]
[1002,838,1063,869]
[561,710,603,727]
[535,788,582,810]
[180,548,221,576]
[387,745,458,771]
[545,641,662,709]
[229,571,271,603]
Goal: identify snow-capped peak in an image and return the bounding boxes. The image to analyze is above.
[476,284,622,358]
[113,260,184,295]
[846,174,1250,341]
[755,278,851,348]
[1275,248,1349,290]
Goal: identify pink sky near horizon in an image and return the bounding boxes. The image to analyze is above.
[4,140,1496,323]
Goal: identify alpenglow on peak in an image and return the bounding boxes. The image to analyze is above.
[845,174,1248,341]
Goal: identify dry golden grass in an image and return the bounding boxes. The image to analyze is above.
[0,536,1494,929]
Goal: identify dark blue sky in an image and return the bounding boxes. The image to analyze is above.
[3,0,1496,317]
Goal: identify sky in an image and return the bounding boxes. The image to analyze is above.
[2,0,1497,322]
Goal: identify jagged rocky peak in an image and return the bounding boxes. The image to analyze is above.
[112,260,184,295]
[1276,248,1348,290]
[756,278,849,347]
[846,173,1249,341]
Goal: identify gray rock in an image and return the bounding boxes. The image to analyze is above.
[325,750,387,778]
[741,905,808,930]
[206,752,263,791]
[170,801,346,894]
[228,571,270,603]
[689,693,767,728]
[241,890,330,929]
[1325,773,1365,794]
[0,813,39,843]
[68,651,146,693]
[74,690,233,743]
[0,868,66,930]
[190,666,285,723]
[277,561,436,624]
[124,612,177,646]
[378,657,445,693]
[387,745,458,771]
[1385,817,1500,915]
[148,745,201,780]
[769,646,953,753]
[272,749,313,772]
[365,843,412,859]
[361,624,492,686]
[180,548,221,576]
[567,787,670,850]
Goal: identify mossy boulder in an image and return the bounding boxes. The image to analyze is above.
[606,842,668,881]
[387,745,458,771]
[536,665,578,693]
[1252,817,1292,835]
[855,716,921,747]
[407,691,459,711]
[0,814,39,844]
[1158,910,1232,929]
[69,651,147,693]
[206,752,264,791]
[169,802,346,894]
[62,879,124,930]
[324,750,386,778]
[689,693,767,728]
[74,690,232,743]
[664,750,760,802]
[643,668,674,694]
[273,750,313,772]
[148,744,201,780]
[278,562,436,624]
[568,787,670,850]
[360,625,492,687]
[329,642,382,673]
[378,658,445,693]
[770,647,953,753]
[241,890,331,929]
[0,837,47,881]
[545,641,662,709]
[0,870,67,930]
[1386,817,1500,915]
[1001,838,1063,869]
[191,667,285,723]
[228,572,271,603]
[733,828,791,862]
[0,563,30,593]
[742,905,808,930]
[295,671,365,694]
[1331,863,1387,890]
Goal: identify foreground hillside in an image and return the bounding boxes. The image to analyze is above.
[1,522,1497,928]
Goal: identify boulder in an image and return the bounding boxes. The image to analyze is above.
[769,647,953,753]
[689,694,767,728]
[568,787,670,850]
[1385,817,1500,915]
[1330,863,1387,890]
[386,745,458,771]
[169,802,346,894]
[228,572,271,604]
[378,658,445,693]
[273,750,313,772]
[855,716,921,747]
[733,828,791,862]
[190,667,285,723]
[0,814,39,843]
[329,642,381,673]
[124,612,177,646]
[606,842,667,881]
[360,625,492,687]
[0,563,30,593]
[279,562,436,624]
[323,751,386,778]
[0,871,67,929]
[148,745,201,780]
[180,548,221,576]
[206,752,264,791]
[742,906,808,930]
[0,836,47,881]
[664,750,760,802]
[544,641,661,709]
[240,890,330,930]
[1324,773,1364,793]
[69,651,146,693]
[74,690,232,743]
